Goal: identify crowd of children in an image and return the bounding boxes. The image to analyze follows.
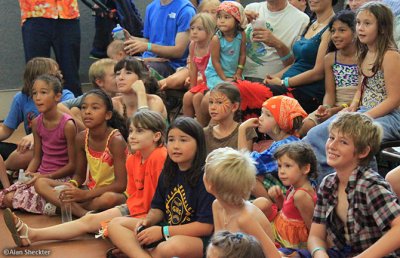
[1,0,400,257]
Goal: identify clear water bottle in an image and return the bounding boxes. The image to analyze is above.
[54,185,72,223]
[18,169,32,183]
[112,24,125,40]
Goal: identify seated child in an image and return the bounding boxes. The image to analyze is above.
[204,147,280,258]
[253,142,317,249]
[0,74,76,214]
[206,231,265,258]
[2,110,167,247]
[307,113,400,257]
[58,58,118,131]
[34,89,128,217]
[107,117,214,258]
[238,96,307,199]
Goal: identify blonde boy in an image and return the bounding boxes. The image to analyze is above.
[308,113,400,257]
[203,147,281,258]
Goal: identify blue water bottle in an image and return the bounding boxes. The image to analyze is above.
[112,24,125,40]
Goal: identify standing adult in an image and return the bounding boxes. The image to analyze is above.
[243,0,310,82]
[123,0,196,78]
[19,0,82,96]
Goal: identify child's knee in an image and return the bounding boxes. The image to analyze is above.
[253,197,272,212]
[93,192,125,208]
[3,192,15,208]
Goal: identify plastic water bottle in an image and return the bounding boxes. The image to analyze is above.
[18,169,32,183]
[54,185,72,223]
[112,24,125,40]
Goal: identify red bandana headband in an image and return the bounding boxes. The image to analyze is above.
[217,1,241,24]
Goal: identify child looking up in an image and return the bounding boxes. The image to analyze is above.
[206,231,265,258]
[204,1,247,89]
[204,82,256,155]
[35,89,128,217]
[0,74,77,214]
[182,13,215,124]
[308,112,400,257]
[107,117,214,258]
[299,10,358,137]
[3,110,167,247]
[238,96,307,199]
[253,142,317,250]
[204,147,280,258]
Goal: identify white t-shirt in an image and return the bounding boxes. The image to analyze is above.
[243,2,309,79]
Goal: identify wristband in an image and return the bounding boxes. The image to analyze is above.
[162,226,170,240]
[161,226,166,240]
[147,42,152,51]
[284,77,290,88]
[69,179,79,187]
[237,64,244,70]
[311,247,326,257]
[280,50,293,62]
[341,103,349,109]
[323,104,332,109]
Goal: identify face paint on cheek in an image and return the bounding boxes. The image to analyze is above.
[213,92,231,114]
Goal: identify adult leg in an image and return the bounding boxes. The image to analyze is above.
[21,18,53,62]
[108,216,151,258]
[386,165,400,197]
[0,155,11,189]
[146,61,175,79]
[53,19,82,96]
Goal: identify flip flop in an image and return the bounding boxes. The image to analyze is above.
[3,208,31,247]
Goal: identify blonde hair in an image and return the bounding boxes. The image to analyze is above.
[204,147,256,206]
[107,39,125,59]
[198,0,220,13]
[88,58,117,88]
[328,112,383,166]
[190,13,216,40]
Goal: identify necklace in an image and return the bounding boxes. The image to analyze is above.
[311,13,334,31]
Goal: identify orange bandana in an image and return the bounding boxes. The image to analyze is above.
[217,1,247,29]
[262,96,307,133]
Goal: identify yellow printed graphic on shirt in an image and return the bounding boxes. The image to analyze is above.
[165,185,193,225]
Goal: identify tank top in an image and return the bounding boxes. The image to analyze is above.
[333,51,359,88]
[281,187,317,220]
[360,69,387,109]
[36,113,74,174]
[85,128,119,189]
[192,42,210,83]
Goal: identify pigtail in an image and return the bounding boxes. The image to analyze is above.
[108,110,129,141]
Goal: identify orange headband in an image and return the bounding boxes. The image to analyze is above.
[262,96,307,133]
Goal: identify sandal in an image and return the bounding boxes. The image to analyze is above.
[3,208,31,247]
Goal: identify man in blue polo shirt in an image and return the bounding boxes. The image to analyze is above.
[124,0,196,77]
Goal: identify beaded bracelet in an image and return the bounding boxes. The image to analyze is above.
[137,106,149,111]
[237,64,244,70]
[341,103,349,108]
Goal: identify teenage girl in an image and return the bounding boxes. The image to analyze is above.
[253,142,317,250]
[238,96,307,200]
[3,110,167,248]
[206,231,265,258]
[0,74,76,214]
[182,13,216,123]
[35,89,128,217]
[204,147,281,258]
[300,10,358,137]
[204,82,256,155]
[107,117,215,258]
[113,57,167,120]
[0,58,74,188]
[304,2,400,178]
